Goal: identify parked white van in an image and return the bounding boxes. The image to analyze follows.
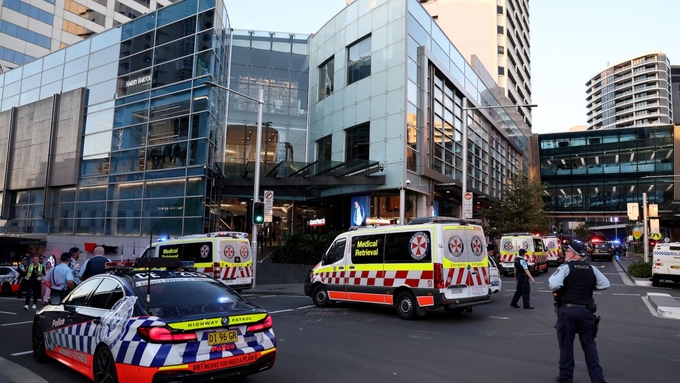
[651,242,680,287]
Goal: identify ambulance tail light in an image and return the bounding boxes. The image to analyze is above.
[137,327,197,343]
[246,315,273,333]
[434,263,444,289]
[213,262,222,279]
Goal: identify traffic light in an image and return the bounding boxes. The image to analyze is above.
[252,202,265,225]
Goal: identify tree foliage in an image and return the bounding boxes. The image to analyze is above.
[269,231,341,265]
[482,171,549,237]
[574,222,591,240]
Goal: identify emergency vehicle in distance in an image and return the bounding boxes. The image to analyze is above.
[32,259,276,383]
[304,217,491,320]
[542,235,564,266]
[651,242,680,287]
[0,265,21,296]
[138,231,253,291]
[498,233,549,276]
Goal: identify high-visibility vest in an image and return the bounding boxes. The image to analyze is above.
[26,264,44,279]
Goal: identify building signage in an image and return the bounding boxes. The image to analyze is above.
[308,218,325,227]
[125,75,152,88]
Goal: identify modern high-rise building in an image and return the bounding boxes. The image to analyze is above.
[0,0,172,72]
[671,65,680,125]
[417,0,533,130]
[586,51,673,130]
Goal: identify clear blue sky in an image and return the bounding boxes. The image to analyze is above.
[225,0,680,134]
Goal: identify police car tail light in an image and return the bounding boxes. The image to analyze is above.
[137,326,197,343]
[246,315,273,333]
[434,263,444,289]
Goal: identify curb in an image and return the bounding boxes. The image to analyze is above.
[0,356,48,383]
[614,256,638,286]
[647,292,680,320]
[245,289,307,297]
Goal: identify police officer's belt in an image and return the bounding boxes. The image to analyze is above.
[561,303,588,308]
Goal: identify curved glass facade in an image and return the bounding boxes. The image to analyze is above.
[539,126,674,212]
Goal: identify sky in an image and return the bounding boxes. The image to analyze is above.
[225,0,680,134]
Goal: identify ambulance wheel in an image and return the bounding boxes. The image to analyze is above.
[395,291,417,320]
[32,320,48,363]
[94,346,118,383]
[651,275,660,287]
[312,285,331,307]
[1,282,11,297]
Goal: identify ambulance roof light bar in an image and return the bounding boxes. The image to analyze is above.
[406,216,482,225]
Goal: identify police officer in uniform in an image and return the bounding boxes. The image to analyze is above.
[68,247,82,285]
[510,248,535,309]
[45,253,76,302]
[549,241,610,383]
[79,246,110,281]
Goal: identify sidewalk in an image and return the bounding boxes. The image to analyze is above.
[0,356,48,383]
[614,254,680,320]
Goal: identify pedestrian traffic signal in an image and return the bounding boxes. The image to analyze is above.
[252,202,265,225]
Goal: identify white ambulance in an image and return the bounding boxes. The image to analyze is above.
[304,217,491,320]
[651,242,680,287]
[498,232,548,276]
[139,231,253,291]
[542,235,564,266]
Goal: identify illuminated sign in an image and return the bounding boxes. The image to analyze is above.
[125,75,152,88]
[308,218,325,227]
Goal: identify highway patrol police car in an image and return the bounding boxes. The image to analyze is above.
[32,259,276,383]
[0,265,21,296]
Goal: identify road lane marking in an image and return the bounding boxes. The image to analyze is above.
[0,310,16,315]
[488,316,509,319]
[613,293,641,296]
[0,320,32,327]
[269,309,294,314]
[296,305,315,310]
[10,351,32,356]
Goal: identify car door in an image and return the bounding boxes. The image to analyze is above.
[313,237,348,300]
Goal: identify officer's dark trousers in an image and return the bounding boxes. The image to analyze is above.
[510,278,530,307]
[554,306,605,383]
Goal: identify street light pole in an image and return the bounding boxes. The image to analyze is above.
[203,81,264,289]
[460,98,537,218]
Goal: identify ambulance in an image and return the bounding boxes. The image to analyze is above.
[498,232,548,276]
[542,235,564,267]
[304,217,491,320]
[139,232,253,290]
[651,242,680,287]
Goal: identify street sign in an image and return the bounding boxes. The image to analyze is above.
[632,226,642,240]
[462,192,473,219]
[264,190,274,223]
[664,237,670,243]
[627,203,639,220]
[650,232,662,241]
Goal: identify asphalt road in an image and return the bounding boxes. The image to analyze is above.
[1,262,678,383]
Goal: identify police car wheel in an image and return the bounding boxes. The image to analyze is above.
[0,282,11,297]
[93,346,118,383]
[395,291,417,320]
[312,285,330,307]
[32,320,48,363]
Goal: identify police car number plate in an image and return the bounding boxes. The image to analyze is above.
[671,266,680,269]
[207,330,238,346]
[502,263,513,268]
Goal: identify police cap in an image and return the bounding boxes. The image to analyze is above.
[60,252,71,261]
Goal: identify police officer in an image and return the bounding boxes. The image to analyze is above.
[45,253,76,302]
[68,247,82,285]
[549,241,610,383]
[510,248,535,309]
[79,246,110,281]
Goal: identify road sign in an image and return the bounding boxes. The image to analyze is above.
[627,203,639,220]
[664,237,670,243]
[462,192,473,219]
[632,226,642,240]
[264,190,274,223]
[650,232,662,241]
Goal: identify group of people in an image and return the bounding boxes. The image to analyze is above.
[510,241,611,383]
[16,246,111,309]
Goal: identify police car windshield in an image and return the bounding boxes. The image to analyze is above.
[133,277,247,319]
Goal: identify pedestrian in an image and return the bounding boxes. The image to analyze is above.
[16,256,29,299]
[510,248,535,309]
[23,255,45,310]
[549,240,610,383]
[79,246,111,281]
[39,254,46,269]
[44,253,76,303]
[68,247,82,285]
[42,262,53,304]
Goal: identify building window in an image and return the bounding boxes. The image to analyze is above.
[317,135,332,161]
[497,5,503,14]
[498,46,504,54]
[319,56,334,100]
[497,25,504,34]
[0,21,51,49]
[3,0,54,25]
[345,123,370,162]
[498,67,505,75]
[347,35,371,85]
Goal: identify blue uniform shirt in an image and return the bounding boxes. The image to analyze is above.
[47,263,75,291]
[517,256,529,270]
[78,256,111,278]
[549,262,610,291]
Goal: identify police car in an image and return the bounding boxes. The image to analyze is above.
[0,265,21,296]
[31,259,276,383]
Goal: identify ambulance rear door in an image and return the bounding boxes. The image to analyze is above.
[219,238,253,286]
[442,225,488,299]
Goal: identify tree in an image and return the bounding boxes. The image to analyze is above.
[482,171,549,237]
[573,222,591,241]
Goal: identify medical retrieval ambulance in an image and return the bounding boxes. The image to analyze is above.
[498,232,548,276]
[139,231,253,290]
[651,242,680,287]
[542,235,564,267]
[304,217,491,320]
